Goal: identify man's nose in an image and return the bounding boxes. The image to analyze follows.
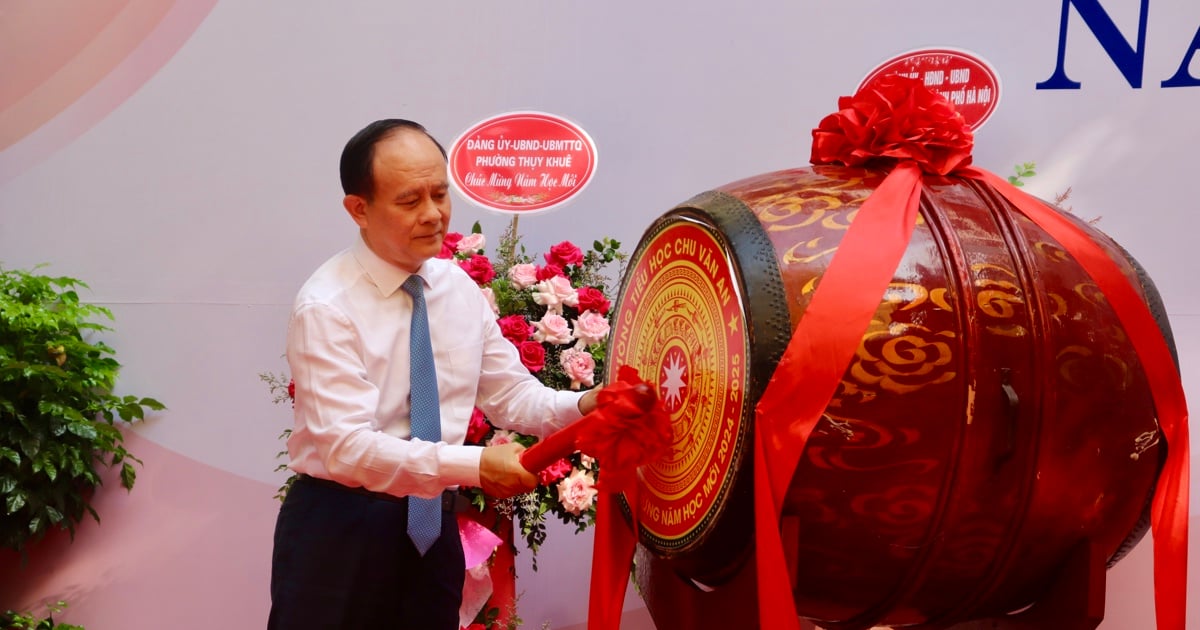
[417,197,443,220]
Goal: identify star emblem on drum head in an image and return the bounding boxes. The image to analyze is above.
[661,352,687,410]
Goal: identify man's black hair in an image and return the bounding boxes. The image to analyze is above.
[339,119,448,198]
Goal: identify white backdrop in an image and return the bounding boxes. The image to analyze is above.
[1,1,1197,628]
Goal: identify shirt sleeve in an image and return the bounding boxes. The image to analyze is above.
[287,302,483,497]
[472,296,586,436]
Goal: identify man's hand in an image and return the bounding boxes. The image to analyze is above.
[479,441,538,498]
[578,386,600,415]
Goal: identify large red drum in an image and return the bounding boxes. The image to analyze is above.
[607,165,1172,629]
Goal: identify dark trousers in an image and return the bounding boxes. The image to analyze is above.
[267,476,465,629]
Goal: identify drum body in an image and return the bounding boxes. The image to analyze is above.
[608,165,1169,628]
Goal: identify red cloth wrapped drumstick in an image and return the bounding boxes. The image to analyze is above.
[519,366,671,491]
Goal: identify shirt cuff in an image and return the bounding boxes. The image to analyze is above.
[554,389,587,426]
[440,443,484,488]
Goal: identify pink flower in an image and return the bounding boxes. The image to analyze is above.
[439,232,463,259]
[508,263,538,289]
[572,310,611,346]
[487,429,516,444]
[544,241,584,268]
[531,276,578,314]
[575,286,611,316]
[466,407,491,444]
[458,254,496,285]
[497,314,534,344]
[480,287,499,315]
[457,233,486,254]
[533,313,572,345]
[556,468,598,515]
[537,458,573,485]
[487,429,517,446]
[517,340,545,372]
[559,347,596,389]
[536,264,564,281]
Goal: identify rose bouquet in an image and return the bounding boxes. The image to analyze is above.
[441,220,626,563]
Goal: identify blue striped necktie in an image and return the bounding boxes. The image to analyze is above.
[402,274,442,555]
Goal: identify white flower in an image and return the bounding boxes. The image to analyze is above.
[532,313,573,345]
[556,468,598,515]
[559,347,596,389]
[508,263,538,289]
[457,233,486,253]
[531,276,578,314]
[572,310,611,346]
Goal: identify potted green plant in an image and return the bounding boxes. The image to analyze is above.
[1,601,83,629]
[0,266,164,554]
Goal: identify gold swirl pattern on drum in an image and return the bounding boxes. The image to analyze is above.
[930,518,1007,573]
[1056,345,1133,391]
[849,321,957,395]
[758,194,843,232]
[1045,292,1069,318]
[806,414,940,475]
[975,278,1024,319]
[973,270,1031,337]
[801,276,818,297]
[802,277,954,310]
[783,236,840,265]
[875,283,957,315]
[783,487,840,525]
[818,173,870,190]
[849,485,937,529]
[1075,282,1108,307]
[757,202,859,235]
[882,283,954,313]
[1033,240,1070,264]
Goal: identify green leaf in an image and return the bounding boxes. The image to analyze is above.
[6,492,25,514]
[66,422,97,440]
[0,447,18,467]
[139,397,166,411]
[120,462,137,489]
[42,460,57,482]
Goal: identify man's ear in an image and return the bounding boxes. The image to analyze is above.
[343,194,368,228]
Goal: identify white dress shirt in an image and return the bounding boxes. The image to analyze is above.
[285,238,584,498]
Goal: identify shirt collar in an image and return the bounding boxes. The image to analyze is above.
[350,236,436,297]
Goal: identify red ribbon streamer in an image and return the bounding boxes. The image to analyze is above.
[520,367,666,630]
[752,161,924,630]
[588,485,640,629]
[751,163,1189,630]
[965,166,1190,630]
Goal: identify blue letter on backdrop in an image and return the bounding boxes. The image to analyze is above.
[1037,0,1150,89]
[1160,24,1200,87]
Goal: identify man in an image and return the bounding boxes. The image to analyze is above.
[269,119,599,629]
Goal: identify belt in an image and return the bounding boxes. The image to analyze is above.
[297,474,470,513]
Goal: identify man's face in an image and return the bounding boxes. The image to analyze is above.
[344,130,451,272]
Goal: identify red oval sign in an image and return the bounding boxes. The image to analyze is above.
[448,111,598,214]
[858,48,1001,131]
